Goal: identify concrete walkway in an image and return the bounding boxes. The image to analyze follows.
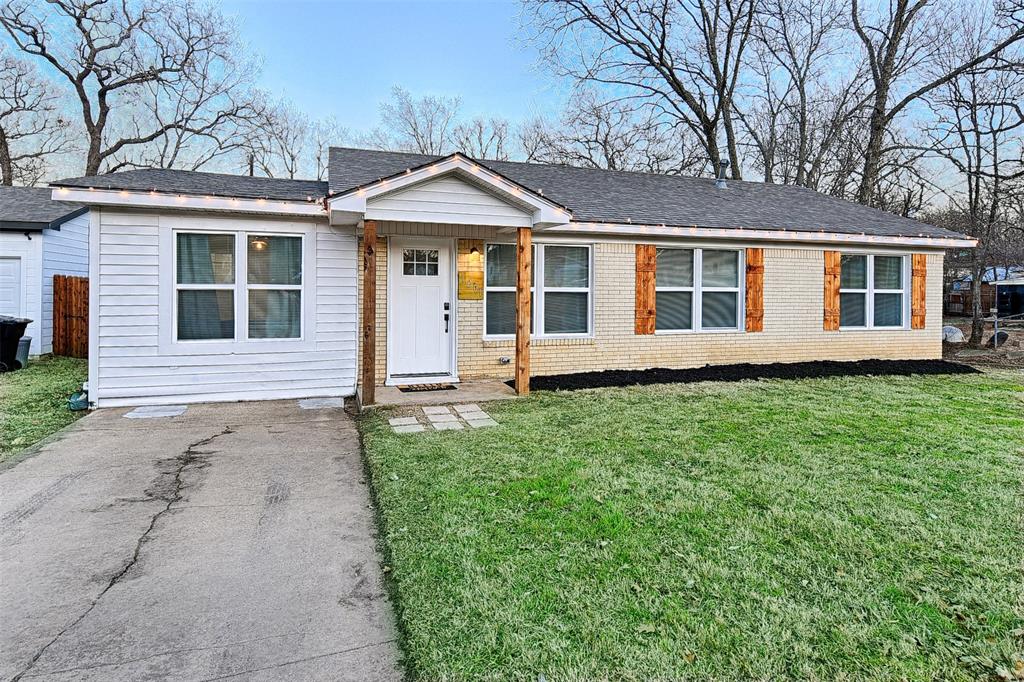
[0,401,401,682]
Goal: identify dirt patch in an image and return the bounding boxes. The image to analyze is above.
[509,359,979,392]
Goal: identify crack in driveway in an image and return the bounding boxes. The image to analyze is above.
[9,427,233,682]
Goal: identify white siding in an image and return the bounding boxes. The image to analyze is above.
[0,230,43,355]
[366,176,532,227]
[41,212,90,354]
[92,209,357,407]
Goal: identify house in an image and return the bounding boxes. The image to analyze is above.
[49,148,974,408]
[0,186,88,356]
[946,266,1024,315]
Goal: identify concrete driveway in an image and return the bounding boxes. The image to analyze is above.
[0,400,401,681]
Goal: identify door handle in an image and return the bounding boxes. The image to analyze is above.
[444,313,450,333]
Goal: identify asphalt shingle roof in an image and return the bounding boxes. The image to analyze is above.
[51,169,328,202]
[0,186,85,231]
[328,147,965,240]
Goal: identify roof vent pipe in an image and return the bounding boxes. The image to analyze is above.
[715,159,730,189]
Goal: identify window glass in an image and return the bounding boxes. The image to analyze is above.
[874,256,902,289]
[485,244,516,287]
[701,250,738,287]
[485,291,534,336]
[249,290,301,338]
[248,235,302,285]
[402,248,439,276]
[177,290,234,340]
[656,291,692,330]
[874,293,902,327]
[840,292,867,327]
[544,292,588,333]
[701,291,738,328]
[544,246,589,288]
[177,233,234,284]
[841,255,867,289]
[656,249,693,287]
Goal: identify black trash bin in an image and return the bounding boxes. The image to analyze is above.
[0,315,32,372]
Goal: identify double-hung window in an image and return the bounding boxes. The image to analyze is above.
[174,231,304,342]
[655,248,742,331]
[484,243,591,337]
[839,254,906,328]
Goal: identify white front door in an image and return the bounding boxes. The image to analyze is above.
[388,239,453,379]
[0,257,22,317]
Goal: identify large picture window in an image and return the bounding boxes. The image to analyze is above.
[175,231,303,342]
[840,254,906,329]
[655,248,742,331]
[484,243,591,337]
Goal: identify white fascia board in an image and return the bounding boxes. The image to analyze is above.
[52,187,325,217]
[548,221,976,249]
[327,154,571,228]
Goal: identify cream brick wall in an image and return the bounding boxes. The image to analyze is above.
[357,225,944,385]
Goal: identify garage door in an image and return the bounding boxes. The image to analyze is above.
[0,257,22,316]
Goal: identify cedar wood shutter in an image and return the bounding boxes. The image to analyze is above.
[911,253,927,329]
[745,248,764,332]
[635,244,657,334]
[823,250,841,331]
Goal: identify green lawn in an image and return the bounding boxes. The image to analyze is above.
[0,356,87,462]
[361,372,1024,681]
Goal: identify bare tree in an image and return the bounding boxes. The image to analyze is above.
[362,86,461,155]
[524,93,705,173]
[311,117,349,180]
[525,0,756,179]
[850,0,1024,205]
[242,99,311,179]
[740,0,868,187]
[1,0,261,176]
[0,48,70,185]
[916,8,1024,344]
[452,117,513,160]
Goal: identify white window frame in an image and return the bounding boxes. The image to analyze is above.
[655,247,745,333]
[483,242,593,339]
[163,222,313,354]
[839,253,909,330]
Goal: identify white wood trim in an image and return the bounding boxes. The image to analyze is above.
[87,209,100,405]
[328,154,569,228]
[53,187,324,217]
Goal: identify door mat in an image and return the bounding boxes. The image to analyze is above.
[397,383,457,393]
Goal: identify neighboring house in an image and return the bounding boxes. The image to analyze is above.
[0,186,88,356]
[946,266,1024,315]
[51,148,974,408]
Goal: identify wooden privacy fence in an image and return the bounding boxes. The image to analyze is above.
[53,275,89,358]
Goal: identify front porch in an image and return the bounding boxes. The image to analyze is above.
[365,379,517,409]
[357,219,533,407]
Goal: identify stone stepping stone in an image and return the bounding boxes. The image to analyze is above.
[466,416,498,428]
[393,424,425,434]
[388,416,419,426]
[432,421,463,430]
[423,406,452,415]
[426,412,460,423]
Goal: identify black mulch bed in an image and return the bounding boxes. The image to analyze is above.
[506,359,979,392]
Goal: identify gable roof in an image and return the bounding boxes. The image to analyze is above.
[328,147,965,240]
[0,186,86,231]
[51,168,328,203]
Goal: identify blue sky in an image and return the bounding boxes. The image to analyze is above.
[219,0,567,131]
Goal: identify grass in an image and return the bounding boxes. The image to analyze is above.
[0,355,88,462]
[361,372,1024,681]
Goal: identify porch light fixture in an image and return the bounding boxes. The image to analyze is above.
[469,246,480,255]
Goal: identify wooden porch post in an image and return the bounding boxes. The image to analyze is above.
[361,220,378,406]
[515,226,532,395]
